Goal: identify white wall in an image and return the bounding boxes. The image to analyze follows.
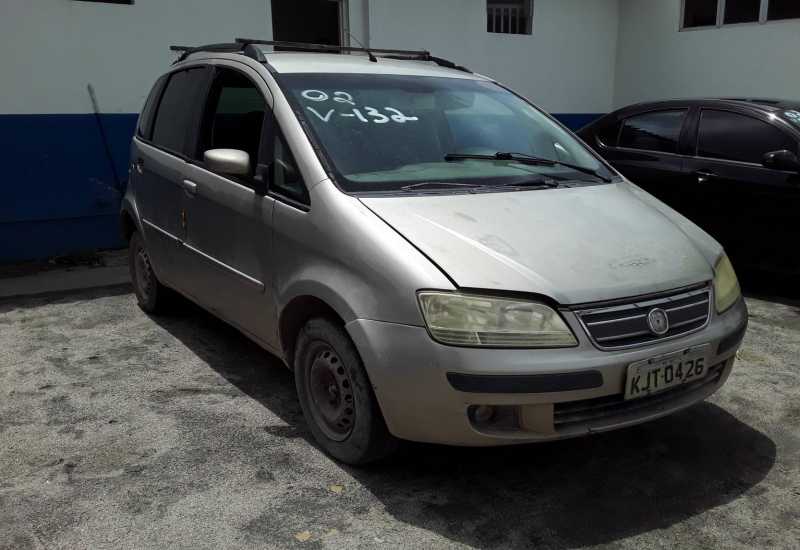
[366,0,620,114]
[614,0,800,108]
[0,0,271,114]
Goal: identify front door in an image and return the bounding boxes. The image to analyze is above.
[685,108,800,275]
[181,64,279,347]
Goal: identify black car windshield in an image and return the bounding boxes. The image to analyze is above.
[280,73,616,192]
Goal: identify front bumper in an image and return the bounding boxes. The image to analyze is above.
[346,297,747,446]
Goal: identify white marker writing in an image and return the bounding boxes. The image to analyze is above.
[301,89,329,102]
[307,107,335,122]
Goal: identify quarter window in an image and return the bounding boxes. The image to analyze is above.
[487,0,533,34]
[137,75,167,140]
[697,110,796,164]
[151,68,207,155]
[619,110,687,154]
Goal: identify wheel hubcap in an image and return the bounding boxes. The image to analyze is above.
[134,246,154,302]
[307,346,355,441]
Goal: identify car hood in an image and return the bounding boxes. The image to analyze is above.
[360,182,721,304]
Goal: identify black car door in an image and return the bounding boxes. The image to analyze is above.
[588,109,700,222]
[684,108,800,275]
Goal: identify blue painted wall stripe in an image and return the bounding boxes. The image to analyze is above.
[0,112,601,263]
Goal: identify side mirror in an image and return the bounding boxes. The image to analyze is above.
[204,149,251,177]
[762,149,800,172]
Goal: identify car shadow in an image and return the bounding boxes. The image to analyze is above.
[152,298,777,549]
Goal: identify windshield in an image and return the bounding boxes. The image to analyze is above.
[280,74,616,192]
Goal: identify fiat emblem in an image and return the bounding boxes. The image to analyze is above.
[647,308,670,336]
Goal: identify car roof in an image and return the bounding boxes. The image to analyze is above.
[611,97,800,115]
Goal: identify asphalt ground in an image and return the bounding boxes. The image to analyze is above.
[1,285,798,549]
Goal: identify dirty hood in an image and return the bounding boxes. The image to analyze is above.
[360,182,720,304]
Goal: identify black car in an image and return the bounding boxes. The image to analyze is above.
[579,98,800,278]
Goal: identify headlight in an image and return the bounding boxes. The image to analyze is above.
[417,292,577,347]
[713,254,741,313]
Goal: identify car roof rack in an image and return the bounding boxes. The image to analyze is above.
[169,42,266,65]
[170,39,471,73]
[235,38,472,73]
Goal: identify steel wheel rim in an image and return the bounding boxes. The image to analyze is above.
[306,345,355,441]
[134,246,154,303]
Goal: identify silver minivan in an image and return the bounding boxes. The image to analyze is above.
[122,40,748,464]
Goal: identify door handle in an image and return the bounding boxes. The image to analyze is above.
[134,158,144,175]
[695,170,716,184]
[182,179,198,196]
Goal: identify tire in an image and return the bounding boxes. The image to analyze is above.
[295,317,398,465]
[128,231,169,314]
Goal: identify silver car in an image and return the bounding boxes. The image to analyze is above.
[121,40,748,464]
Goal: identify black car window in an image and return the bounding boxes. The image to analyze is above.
[137,74,167,140]
[697,110,797,164]
[271,130,309,205]
[151,68,207,156]
[619,110,687,153]
[196,67,268,169]
[596,120,622,147]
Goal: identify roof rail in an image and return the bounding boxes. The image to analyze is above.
[169,42,266,65]
[235,38,471,73]
[169,39,470,73]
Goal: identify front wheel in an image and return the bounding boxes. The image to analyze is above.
[295,317,398,465]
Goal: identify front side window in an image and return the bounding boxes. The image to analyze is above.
[619,110,687,154]
[197,68,267,166]
[151,68,208,155]
[697,110,797,164]
[280,74,613,193]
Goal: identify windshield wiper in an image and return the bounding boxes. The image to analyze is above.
[399,181,485,192]
[444,152,613,183]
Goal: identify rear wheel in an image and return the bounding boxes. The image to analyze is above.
[295,317,398,465]
[129,231,169,314]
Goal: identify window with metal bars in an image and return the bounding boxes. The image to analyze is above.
[487,0,533,35]
[682,0,800,29]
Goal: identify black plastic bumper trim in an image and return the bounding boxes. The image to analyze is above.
[447,370,604,394]
[717,317,748,356]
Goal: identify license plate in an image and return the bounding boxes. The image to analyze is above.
[624,344,711,401]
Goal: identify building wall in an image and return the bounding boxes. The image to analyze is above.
[367,0,620,124]
[614,0,800,107]
[0,0,270,262]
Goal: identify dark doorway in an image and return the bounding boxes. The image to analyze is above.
[271,0,341,47]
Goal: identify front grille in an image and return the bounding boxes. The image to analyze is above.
[553,361,725,429]
[574,284,711,349]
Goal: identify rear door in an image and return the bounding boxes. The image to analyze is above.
[685,108,800,274]
[594,109,698,221]
[131,66,211,287]
[181,63,279,345]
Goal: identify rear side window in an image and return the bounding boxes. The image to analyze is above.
[137,75,167,140]
[619,110,687,153]
[697,110,797,164]
[151,68,207,155]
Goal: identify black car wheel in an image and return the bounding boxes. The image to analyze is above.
[129,231,168,314]
[295,317,398,465]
